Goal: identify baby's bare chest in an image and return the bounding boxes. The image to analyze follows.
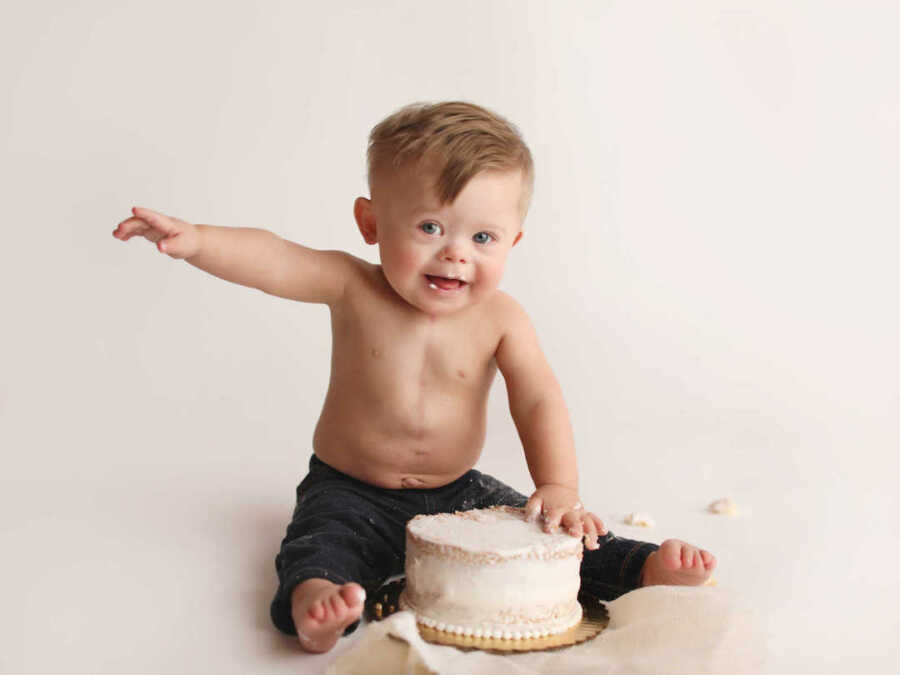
[329,300,500,395]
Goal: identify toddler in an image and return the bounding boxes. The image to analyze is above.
[113,101,715,654]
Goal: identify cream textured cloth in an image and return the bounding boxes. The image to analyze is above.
[327,586,765,675]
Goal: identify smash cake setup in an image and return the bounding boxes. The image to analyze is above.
[384,506,607,651]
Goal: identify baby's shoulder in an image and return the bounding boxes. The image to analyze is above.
[335,253,381,291]
[337,251,376,275]
[481,290,534,334]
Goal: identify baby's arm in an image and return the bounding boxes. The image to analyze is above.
[494,294,607,549]
[113,206,353,304]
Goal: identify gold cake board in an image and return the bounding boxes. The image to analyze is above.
[366,579,609,653]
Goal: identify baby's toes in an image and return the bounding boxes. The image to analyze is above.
[681,544,696,568]
[660,540,683,569]
[329,594,345,616]
[700,550,716,570]
[308,599,326,622]
[644,540,715,587]
[338,583,366,609]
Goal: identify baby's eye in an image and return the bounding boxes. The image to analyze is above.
[473,232,493,244]
[420,221,442,235]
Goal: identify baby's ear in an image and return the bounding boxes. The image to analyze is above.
[354,197,378,244]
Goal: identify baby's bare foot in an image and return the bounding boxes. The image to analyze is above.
[290,578,366,653]
[641,539,716,587]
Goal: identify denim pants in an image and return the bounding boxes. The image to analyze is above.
[270,454,659,636]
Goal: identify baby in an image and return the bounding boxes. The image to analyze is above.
[113,101,716,654]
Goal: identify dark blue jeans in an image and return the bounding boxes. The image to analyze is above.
[270,454,659,636]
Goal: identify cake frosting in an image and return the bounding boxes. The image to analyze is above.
[398,506,583,639]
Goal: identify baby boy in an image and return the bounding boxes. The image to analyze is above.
[113,101,716,654]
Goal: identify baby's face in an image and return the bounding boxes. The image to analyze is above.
[360,163,525,316]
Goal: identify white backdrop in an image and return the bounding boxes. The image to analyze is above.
[2,1,898,673]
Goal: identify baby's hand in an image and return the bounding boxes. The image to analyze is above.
[112,206,201,260]
[525,485,607,550]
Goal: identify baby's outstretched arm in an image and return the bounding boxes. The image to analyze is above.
[113,206,354,305]
[494,294,606,550]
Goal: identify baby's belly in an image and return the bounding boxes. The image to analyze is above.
[312,395,487,489]
[320,450,476,490]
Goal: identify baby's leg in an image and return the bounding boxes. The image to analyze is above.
[579,534,660,600]
[640,539,716,586]
[581,535,716,599]
[270,459,407,653]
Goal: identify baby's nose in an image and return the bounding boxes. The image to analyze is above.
[440,246,467,264]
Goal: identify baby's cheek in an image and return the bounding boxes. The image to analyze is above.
[477,260,506,291]
[382,245,421,282]
[398,249,424,276]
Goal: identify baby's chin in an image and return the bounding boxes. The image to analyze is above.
[397,283,489,317]
[411,294,473,316]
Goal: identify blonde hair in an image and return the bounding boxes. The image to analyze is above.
[367,101,534,216]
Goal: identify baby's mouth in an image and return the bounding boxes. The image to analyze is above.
[425,275,467,291]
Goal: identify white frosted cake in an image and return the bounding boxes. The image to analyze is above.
[398,506,583,639]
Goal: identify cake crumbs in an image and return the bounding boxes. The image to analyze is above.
[623,513,654,527]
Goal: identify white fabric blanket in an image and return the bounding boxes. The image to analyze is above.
[327,586,765,675]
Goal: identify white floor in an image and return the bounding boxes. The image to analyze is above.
[3,441,897,674]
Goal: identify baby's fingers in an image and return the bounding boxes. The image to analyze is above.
[114,207,199,258]
[113,207,175,243]
[112,218,153,241]
[589,513,608,536]
[561,511,584,539]
[524,496,543,523]
[581,515,599,550]
[541,506,568,534]
[131,206,178,235]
